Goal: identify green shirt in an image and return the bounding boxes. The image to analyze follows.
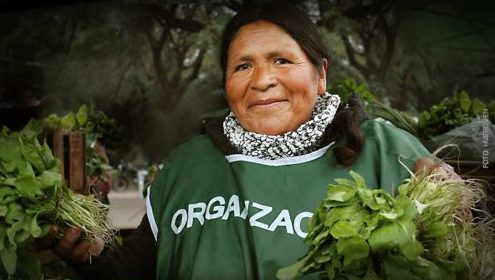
[147,120,430,280]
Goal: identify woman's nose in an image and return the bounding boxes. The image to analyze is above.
[250,65,277,91]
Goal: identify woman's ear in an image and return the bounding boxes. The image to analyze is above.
[317,59,328,95]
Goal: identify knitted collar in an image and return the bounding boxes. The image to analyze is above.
[223,93,340,160]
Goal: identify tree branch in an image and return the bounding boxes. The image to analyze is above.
[340,34,369,78]
[183,47,206,87]
[140,3,204,32]
[377,13,399,80]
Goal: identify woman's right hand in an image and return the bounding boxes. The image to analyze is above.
[38,226,92,263]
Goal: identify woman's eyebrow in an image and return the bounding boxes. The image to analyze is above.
[229,54,253,64]
[230,50,293,64]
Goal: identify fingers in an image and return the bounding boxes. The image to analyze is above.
[414,157,462,181]
[432,164,462,181]
[71,240,92,263]
[414,157,438,175]
[53,227,90,263]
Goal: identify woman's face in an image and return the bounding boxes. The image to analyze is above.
[225,20,327,135]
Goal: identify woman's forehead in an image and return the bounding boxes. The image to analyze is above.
[228,21,301,59]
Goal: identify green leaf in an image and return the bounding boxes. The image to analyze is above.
[378,211,399,220]
[0,135,22,167]
[76,105,89,127]
[326,185,356,202]
[61,112,77,130]
[368,222,400,251]
[311,228,331,246]
[383,254,422,280]
[394,196,417,220]
[0,225,7,251]
[38,170,62,190]
[349,171,366,189]
[0,205,7,217]
[28,215,42,238]
[5,203,25,224]
[330,220,359,239]
[357,188,391,210]
[457,91,471,113]
[324,204,362,228]
[8,220,30,244]
[470,98,485,116]
[276,256,309,280]
[0,243,17,275]
[22,146,45,174]
[0,187,16,202]
[422,222,448,239]
[15,175,42,199]
[396,218,420,260]
[336,236,369,268]
[43,113,62,130]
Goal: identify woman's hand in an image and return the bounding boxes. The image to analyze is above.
[37,226,92,263]
[414,157,462,180]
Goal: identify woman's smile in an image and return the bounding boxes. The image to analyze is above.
[248,98,288,111]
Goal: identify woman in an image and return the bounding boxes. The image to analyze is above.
[48,1,445,279]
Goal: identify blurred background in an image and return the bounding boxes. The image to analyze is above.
[1,0,493,162]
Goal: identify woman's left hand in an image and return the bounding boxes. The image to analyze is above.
[414,157,462,180]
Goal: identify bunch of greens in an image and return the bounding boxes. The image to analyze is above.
[42,105,123,149]
[277,171,494,280]
[38,105,119,194]
[417,91,495,140]
[371,91,495,140]
[0,125,114,279]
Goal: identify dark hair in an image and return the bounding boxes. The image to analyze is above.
[220,0,328,74]
[220,1,367,166]
[326,95,368,166]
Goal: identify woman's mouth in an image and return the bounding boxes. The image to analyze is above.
[249,99,287,110]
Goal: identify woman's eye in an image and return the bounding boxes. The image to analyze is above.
[234,63,250,72]
[274,58,291,65]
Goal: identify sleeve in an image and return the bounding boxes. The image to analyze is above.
[69,214,157,280]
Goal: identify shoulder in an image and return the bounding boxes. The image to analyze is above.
[165,134,224,166]
[361,119,430,160]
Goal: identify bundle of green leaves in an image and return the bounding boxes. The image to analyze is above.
[277,171,494,280]
[417,91,495,139]
[38,105,118,194]
[0,125,113,279]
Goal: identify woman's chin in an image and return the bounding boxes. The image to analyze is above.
[247,121,295,136]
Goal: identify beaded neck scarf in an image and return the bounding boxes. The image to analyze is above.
[223,92,341,160]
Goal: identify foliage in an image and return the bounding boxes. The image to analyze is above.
[369,100,418,136]
[39,105,119,174]
[277,170,495,280]
[0,124,113,278]
[371,90,495,140]
[417,91,495,139]
[330,79,376,106]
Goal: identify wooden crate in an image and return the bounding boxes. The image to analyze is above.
[46,131,88,195]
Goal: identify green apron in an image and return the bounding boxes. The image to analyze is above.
[147,120,430,280]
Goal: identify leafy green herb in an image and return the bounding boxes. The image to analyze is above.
[277,171,495,280]
[0,125,114,278]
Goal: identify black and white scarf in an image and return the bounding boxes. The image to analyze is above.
[223,93,340,160]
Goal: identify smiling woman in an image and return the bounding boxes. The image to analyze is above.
[46,1,440,280]
[225,20,326,135]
